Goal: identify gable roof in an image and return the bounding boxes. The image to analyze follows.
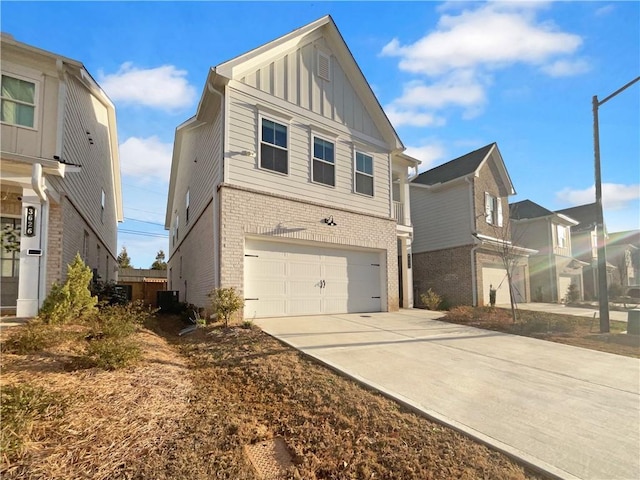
[555,203,600,232]
[510,200,554,219]
[607,229,640,248]
[511,199,579,226]
[199,15,404,151]
[412,142,515,195]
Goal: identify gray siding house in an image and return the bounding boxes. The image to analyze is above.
[0,33,123,317]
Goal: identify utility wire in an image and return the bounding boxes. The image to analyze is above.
[123,217,165,226]
[119,229,168,238]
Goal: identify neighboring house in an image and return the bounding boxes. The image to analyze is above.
[410,143,534,307]
[1,33,123,317]
[555,203,615,300]
[118,268,167,307]
[510,199,586,303]
[607,230,639,290]
[164,16,419,318]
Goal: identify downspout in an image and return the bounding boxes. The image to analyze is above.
[31,163,48,309]
[466,176,479,306]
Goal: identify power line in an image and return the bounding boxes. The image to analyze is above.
[124,216,165,226]
[119,229,168,238]
[126,206,164,216]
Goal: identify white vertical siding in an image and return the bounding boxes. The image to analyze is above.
[238,38,383,141]
[225,88,390,217]
[410,183,473,253]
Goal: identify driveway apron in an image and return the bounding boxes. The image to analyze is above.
[255,310,640,480]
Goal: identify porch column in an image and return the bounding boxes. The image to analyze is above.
[399,236,413,308]
[16,188,47,317]
[397,174,411,226]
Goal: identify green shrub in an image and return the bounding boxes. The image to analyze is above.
[80,338,141,370]
[39,254,97,324]
[4,321,59,354]
[1,383,64,458]
[564,283,580,304]
[208,287,244,327]
[420,289,442,310]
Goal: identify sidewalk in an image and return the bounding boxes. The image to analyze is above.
[503,302,632,323]
[256,310,640,480]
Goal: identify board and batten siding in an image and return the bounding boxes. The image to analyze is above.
[225,87,391,218]
[57,74,118,257]
[238,37,381,139]
[410,182,473,253]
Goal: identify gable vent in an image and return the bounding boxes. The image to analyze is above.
[317,51,331,81]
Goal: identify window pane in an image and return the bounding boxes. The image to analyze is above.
[261,144,288,174]
[356,173,373,196]
[273,147,288,174]
[313,160,335,186]
[262,119,274,144]
[274,122,287,147]
[1,100,34,127]
[314,138,324,159]
[356,152,373,175]
[1,259,13,277]
[2,76,35,103]
[314,138,334,163]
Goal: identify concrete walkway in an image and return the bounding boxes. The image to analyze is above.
[498,302,632,323]
[256,310,640,480]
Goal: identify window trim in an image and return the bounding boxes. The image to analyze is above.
[101,189,105,223]
[354,150,374,197]
[185,189,190,224]
[1,73,38,130]
[311,134,336,188]
[556,224,567,248]
[484,193,503,227]
[258,113,290,176]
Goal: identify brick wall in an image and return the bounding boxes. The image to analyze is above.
[46,201,63,294]
[219,184,399,314]
[413,245,474,307]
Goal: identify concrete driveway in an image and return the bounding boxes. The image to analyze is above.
[255,310,640,480]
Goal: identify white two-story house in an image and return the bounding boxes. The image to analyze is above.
[165,16,419,319]
[1,33,123,317]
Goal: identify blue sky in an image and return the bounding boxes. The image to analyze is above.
[3,1,639,268]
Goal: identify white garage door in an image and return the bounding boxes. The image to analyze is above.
[244,239,383,318]
[482,266,525,305]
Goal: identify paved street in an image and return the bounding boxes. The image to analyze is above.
[256,310,640,480]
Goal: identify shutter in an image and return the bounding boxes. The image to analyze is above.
[485,192,492,224]
[497,198,503,227]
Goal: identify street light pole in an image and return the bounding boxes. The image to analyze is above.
[592,76,640,334]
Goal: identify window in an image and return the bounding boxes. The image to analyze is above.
[260,118,288,174]
[97,245,101,271]
[175,215,179,242]
[1,75,36,128]
[355,152,374,196]
[556,224,567,248]
[83,231,89,261]
[484,193,503,226]
[185,190,190,223]
[101,189,105,223]
[1,217,21,278]
[312,137,335,186]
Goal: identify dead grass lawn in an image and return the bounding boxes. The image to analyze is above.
[1,314,547,480]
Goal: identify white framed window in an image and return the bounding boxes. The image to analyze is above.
[355,151,374,196]
[556,224,567,248]
[260,117,288,175]
[312,136,335,187]
[83,231,89,262]
[175,214,179,242]
[185,189,190,223]
[484,193,503,226]
[1,74,36,128]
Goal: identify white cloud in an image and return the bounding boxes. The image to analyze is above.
[406,143,447,171]
[382,3,582,76]
[540,58,591,77]
[119,136,173,183]
[556,183,640,210]
[385,106,446,128]
[99,62,197,110]
[381,2,587,123]
[595,4,615,17]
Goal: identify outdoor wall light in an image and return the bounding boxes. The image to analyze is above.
[323,215,337,226]
[241,150,256,157]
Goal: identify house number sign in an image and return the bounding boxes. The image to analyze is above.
[24,206,37,237]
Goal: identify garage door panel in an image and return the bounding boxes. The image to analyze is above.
[244,239,383,318]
